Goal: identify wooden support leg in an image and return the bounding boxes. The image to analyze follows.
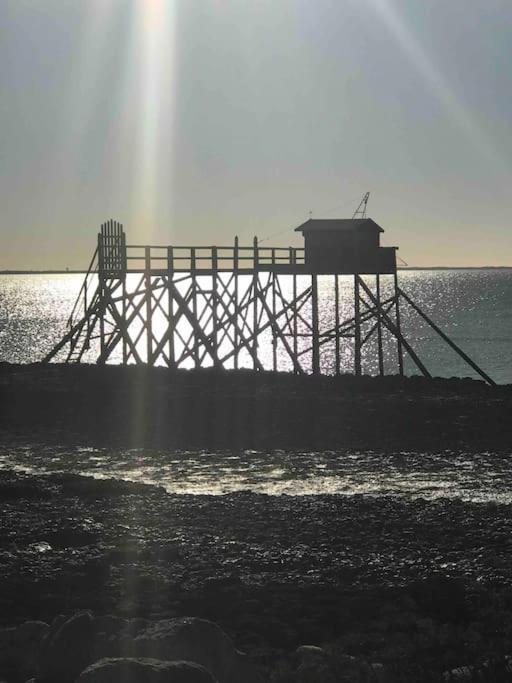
[145,247,153,365]
[354,275,362,376]
[293,274,298,374]
[212,247,219,365]
[398,286,496,386]
[168,248,175,368]
[358,276,430,377]
[394,272,404,376]
[252,273,258,370]
[376,274,384,376]
[234,258,239,370]
[272,273,277,371]
[99,277,106,365]
[334,275,340,376]
[122,276,128,364]
[311,274,320,375]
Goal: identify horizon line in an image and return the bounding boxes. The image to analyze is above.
[1,266,511,275]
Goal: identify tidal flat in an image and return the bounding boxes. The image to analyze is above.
[3,470,512,680]
[1,364,512,680]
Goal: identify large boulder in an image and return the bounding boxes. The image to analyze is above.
[38,611,96,682]
[295,646,383,683]
[35,613,260,683]
[91,615,150,659]
[0,620,49,681]
[295,645,337,683]
[131,618,261,683]
[76,657,217,682]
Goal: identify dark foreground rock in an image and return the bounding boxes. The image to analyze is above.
[0,621,49,682]
[37,613,261,683]
[77,658,216,683]
[2,611,260,682]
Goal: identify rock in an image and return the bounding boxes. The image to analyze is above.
[132,618,261,683]
[38,611,95,682]
[442,658,512,681]
[35,613,261,683]
[442,665,474,681]
[15,620,50,679]
[0,620,49,681]
[76,657,216,682]
[295,646,336,683]
[295,646,381,683]
[92,615,129,638]
[91,616,151,660]
[0,627,17,678]
[371,662,392,682]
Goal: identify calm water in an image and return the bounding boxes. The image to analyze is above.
[0,269,511,382]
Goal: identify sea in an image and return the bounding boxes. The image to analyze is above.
[1,269,511,502]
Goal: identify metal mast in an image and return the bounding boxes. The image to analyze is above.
[352,192,370,219]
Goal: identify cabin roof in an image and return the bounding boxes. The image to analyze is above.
[294,218,384,234]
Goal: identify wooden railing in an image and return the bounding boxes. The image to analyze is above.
[123,240,305,273]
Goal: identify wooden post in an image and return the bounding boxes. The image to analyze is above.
[121,226,128,363]
[252,236,258,370]
[122,275,127,364]
[145,246,152,364]
[394,271,404,376]
[311,274,320,374]
[234,236,239,370]
[212,246,218,364]
[98,229,106,363]
[293,273,298,374]
[168,246,175,368]
[272,273,277,371]
[334,275,340,375]
[191,248,199,368]
[358,276,430,377]
[376,273,384,376]
[354,274,362,376]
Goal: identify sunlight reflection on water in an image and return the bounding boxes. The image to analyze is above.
[0,270,511,382]
[1,446,512,503]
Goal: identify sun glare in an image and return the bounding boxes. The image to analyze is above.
[55,0,177,240]
[132,0,176,240]
[366,0,507,171]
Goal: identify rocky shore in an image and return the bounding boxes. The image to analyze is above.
[3,470,512,681]
[1,364,512,681]
[1,363,511,450]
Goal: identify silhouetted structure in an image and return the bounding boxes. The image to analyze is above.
[43,219,495,385]
[296,218,397,274]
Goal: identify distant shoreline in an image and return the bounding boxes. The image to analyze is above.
[0,270,87,274]
[1,266,511,275]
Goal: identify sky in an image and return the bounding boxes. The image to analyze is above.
[1,0,512,269]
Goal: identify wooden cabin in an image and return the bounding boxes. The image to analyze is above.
[294,218,397,274]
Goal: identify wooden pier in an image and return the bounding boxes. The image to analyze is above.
[44,219,495,385]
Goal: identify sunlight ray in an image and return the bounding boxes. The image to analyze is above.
[366,0,508,170]
[131,0,177,240]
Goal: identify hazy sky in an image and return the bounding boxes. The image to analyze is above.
[1,0,512,268]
